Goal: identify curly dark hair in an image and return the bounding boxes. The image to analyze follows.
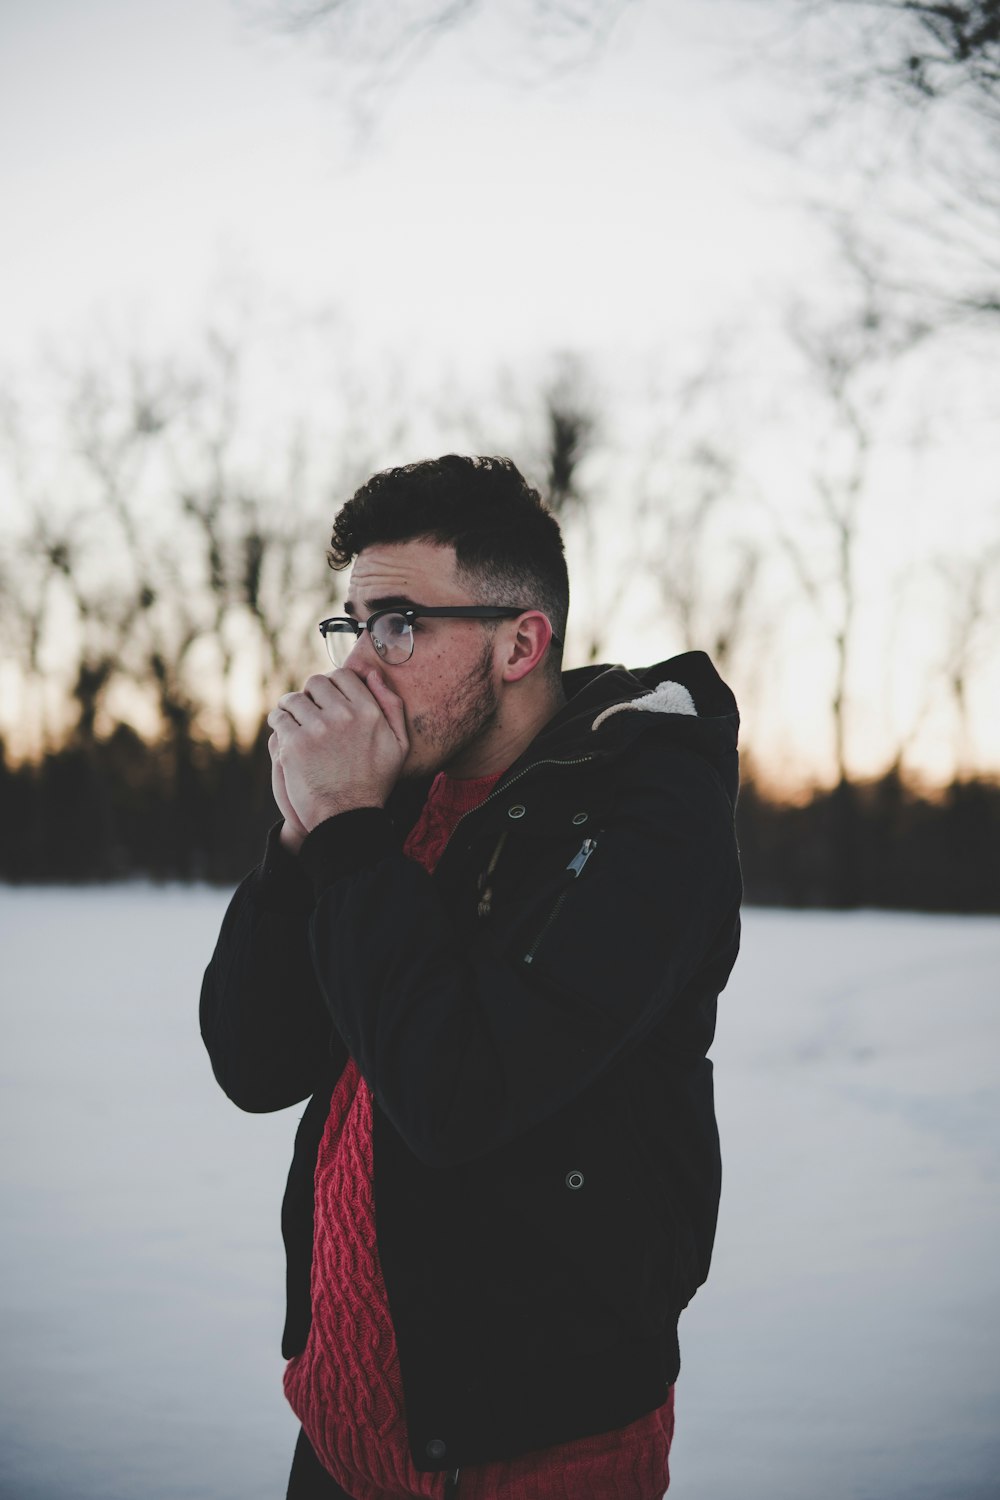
[328,455,569,676]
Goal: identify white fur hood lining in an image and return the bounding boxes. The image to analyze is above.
[591,678,697,731]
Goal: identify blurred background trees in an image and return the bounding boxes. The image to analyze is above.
[1,300,996,904]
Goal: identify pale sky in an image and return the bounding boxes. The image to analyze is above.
[1,0,997,787]
[0,0,820,367]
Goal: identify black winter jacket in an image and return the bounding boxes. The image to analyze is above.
[200,650,742,1473]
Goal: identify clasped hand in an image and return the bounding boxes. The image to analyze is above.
[267,667,409,853]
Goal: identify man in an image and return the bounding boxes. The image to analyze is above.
[200,454,742,1500]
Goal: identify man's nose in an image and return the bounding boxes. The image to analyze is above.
[341,629,377,675]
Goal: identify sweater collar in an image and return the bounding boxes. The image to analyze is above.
[424,767,505,820]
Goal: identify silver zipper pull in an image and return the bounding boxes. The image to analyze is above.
[566,837,597,877]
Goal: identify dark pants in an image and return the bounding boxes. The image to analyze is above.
[286,1428,355,1499]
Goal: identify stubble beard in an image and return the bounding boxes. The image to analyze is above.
[405,637,501,778]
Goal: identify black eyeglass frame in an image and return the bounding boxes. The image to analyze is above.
[318,604,563,666]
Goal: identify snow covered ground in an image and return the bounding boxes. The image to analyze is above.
[1,889,998,1500]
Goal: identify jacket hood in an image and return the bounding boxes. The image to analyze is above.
[524,650,740,809]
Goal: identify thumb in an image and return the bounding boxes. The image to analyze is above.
[367,669,409,749]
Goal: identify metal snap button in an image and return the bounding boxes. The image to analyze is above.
[507,804,526,819]
[426,1438,448,1459]
[571,811,589,825]
[565,1170,585,1190]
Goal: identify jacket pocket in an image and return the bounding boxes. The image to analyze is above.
[521,833,601,966]
[483,1086,680,1346]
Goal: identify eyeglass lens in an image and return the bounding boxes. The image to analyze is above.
[324,614,413,668]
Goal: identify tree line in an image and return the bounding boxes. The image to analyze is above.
[2,726,997,911]
[0,315,996,909]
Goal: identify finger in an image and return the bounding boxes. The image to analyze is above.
[274,691,319,727]
[301,673,343,710]
[268,732,279,759]
[326,667,379,706]
[366,668,409,749]
[276,694,301,723]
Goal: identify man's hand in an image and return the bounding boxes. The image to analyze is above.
[269,734,311,854]
[267,667,409,840]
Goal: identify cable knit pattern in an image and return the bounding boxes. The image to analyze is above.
[284,1058,441,1499]
[459,1391,673,1500]
[284,767,674,1499]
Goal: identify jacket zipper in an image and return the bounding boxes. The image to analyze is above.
[476,829,509,919]
[523,835,599,965]
[445,1468,460,1497]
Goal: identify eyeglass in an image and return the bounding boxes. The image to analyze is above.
[318,604,561,668]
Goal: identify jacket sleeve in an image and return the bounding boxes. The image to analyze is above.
[297,745,741,1167]
[199,823,347,1112]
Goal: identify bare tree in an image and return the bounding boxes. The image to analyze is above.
[935,541,1000,779]
[254,0,636,103]
[64,356,206,751]
[533,359,612,661]
[450,352,608,660]
[0,510,74,758]
[543,368,596,522]
[0,325,385,766]
[765,282,928,787]
[762,0,1000,320]
[780,0,1000,109]
[632,360,764,686]
[0,393,103,758]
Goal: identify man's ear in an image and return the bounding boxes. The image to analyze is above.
[500,612,554,684]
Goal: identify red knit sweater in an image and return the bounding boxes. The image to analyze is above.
[283,770,675,1499]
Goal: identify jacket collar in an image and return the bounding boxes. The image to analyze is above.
[503,650,741,807]
[389,651,740,827]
